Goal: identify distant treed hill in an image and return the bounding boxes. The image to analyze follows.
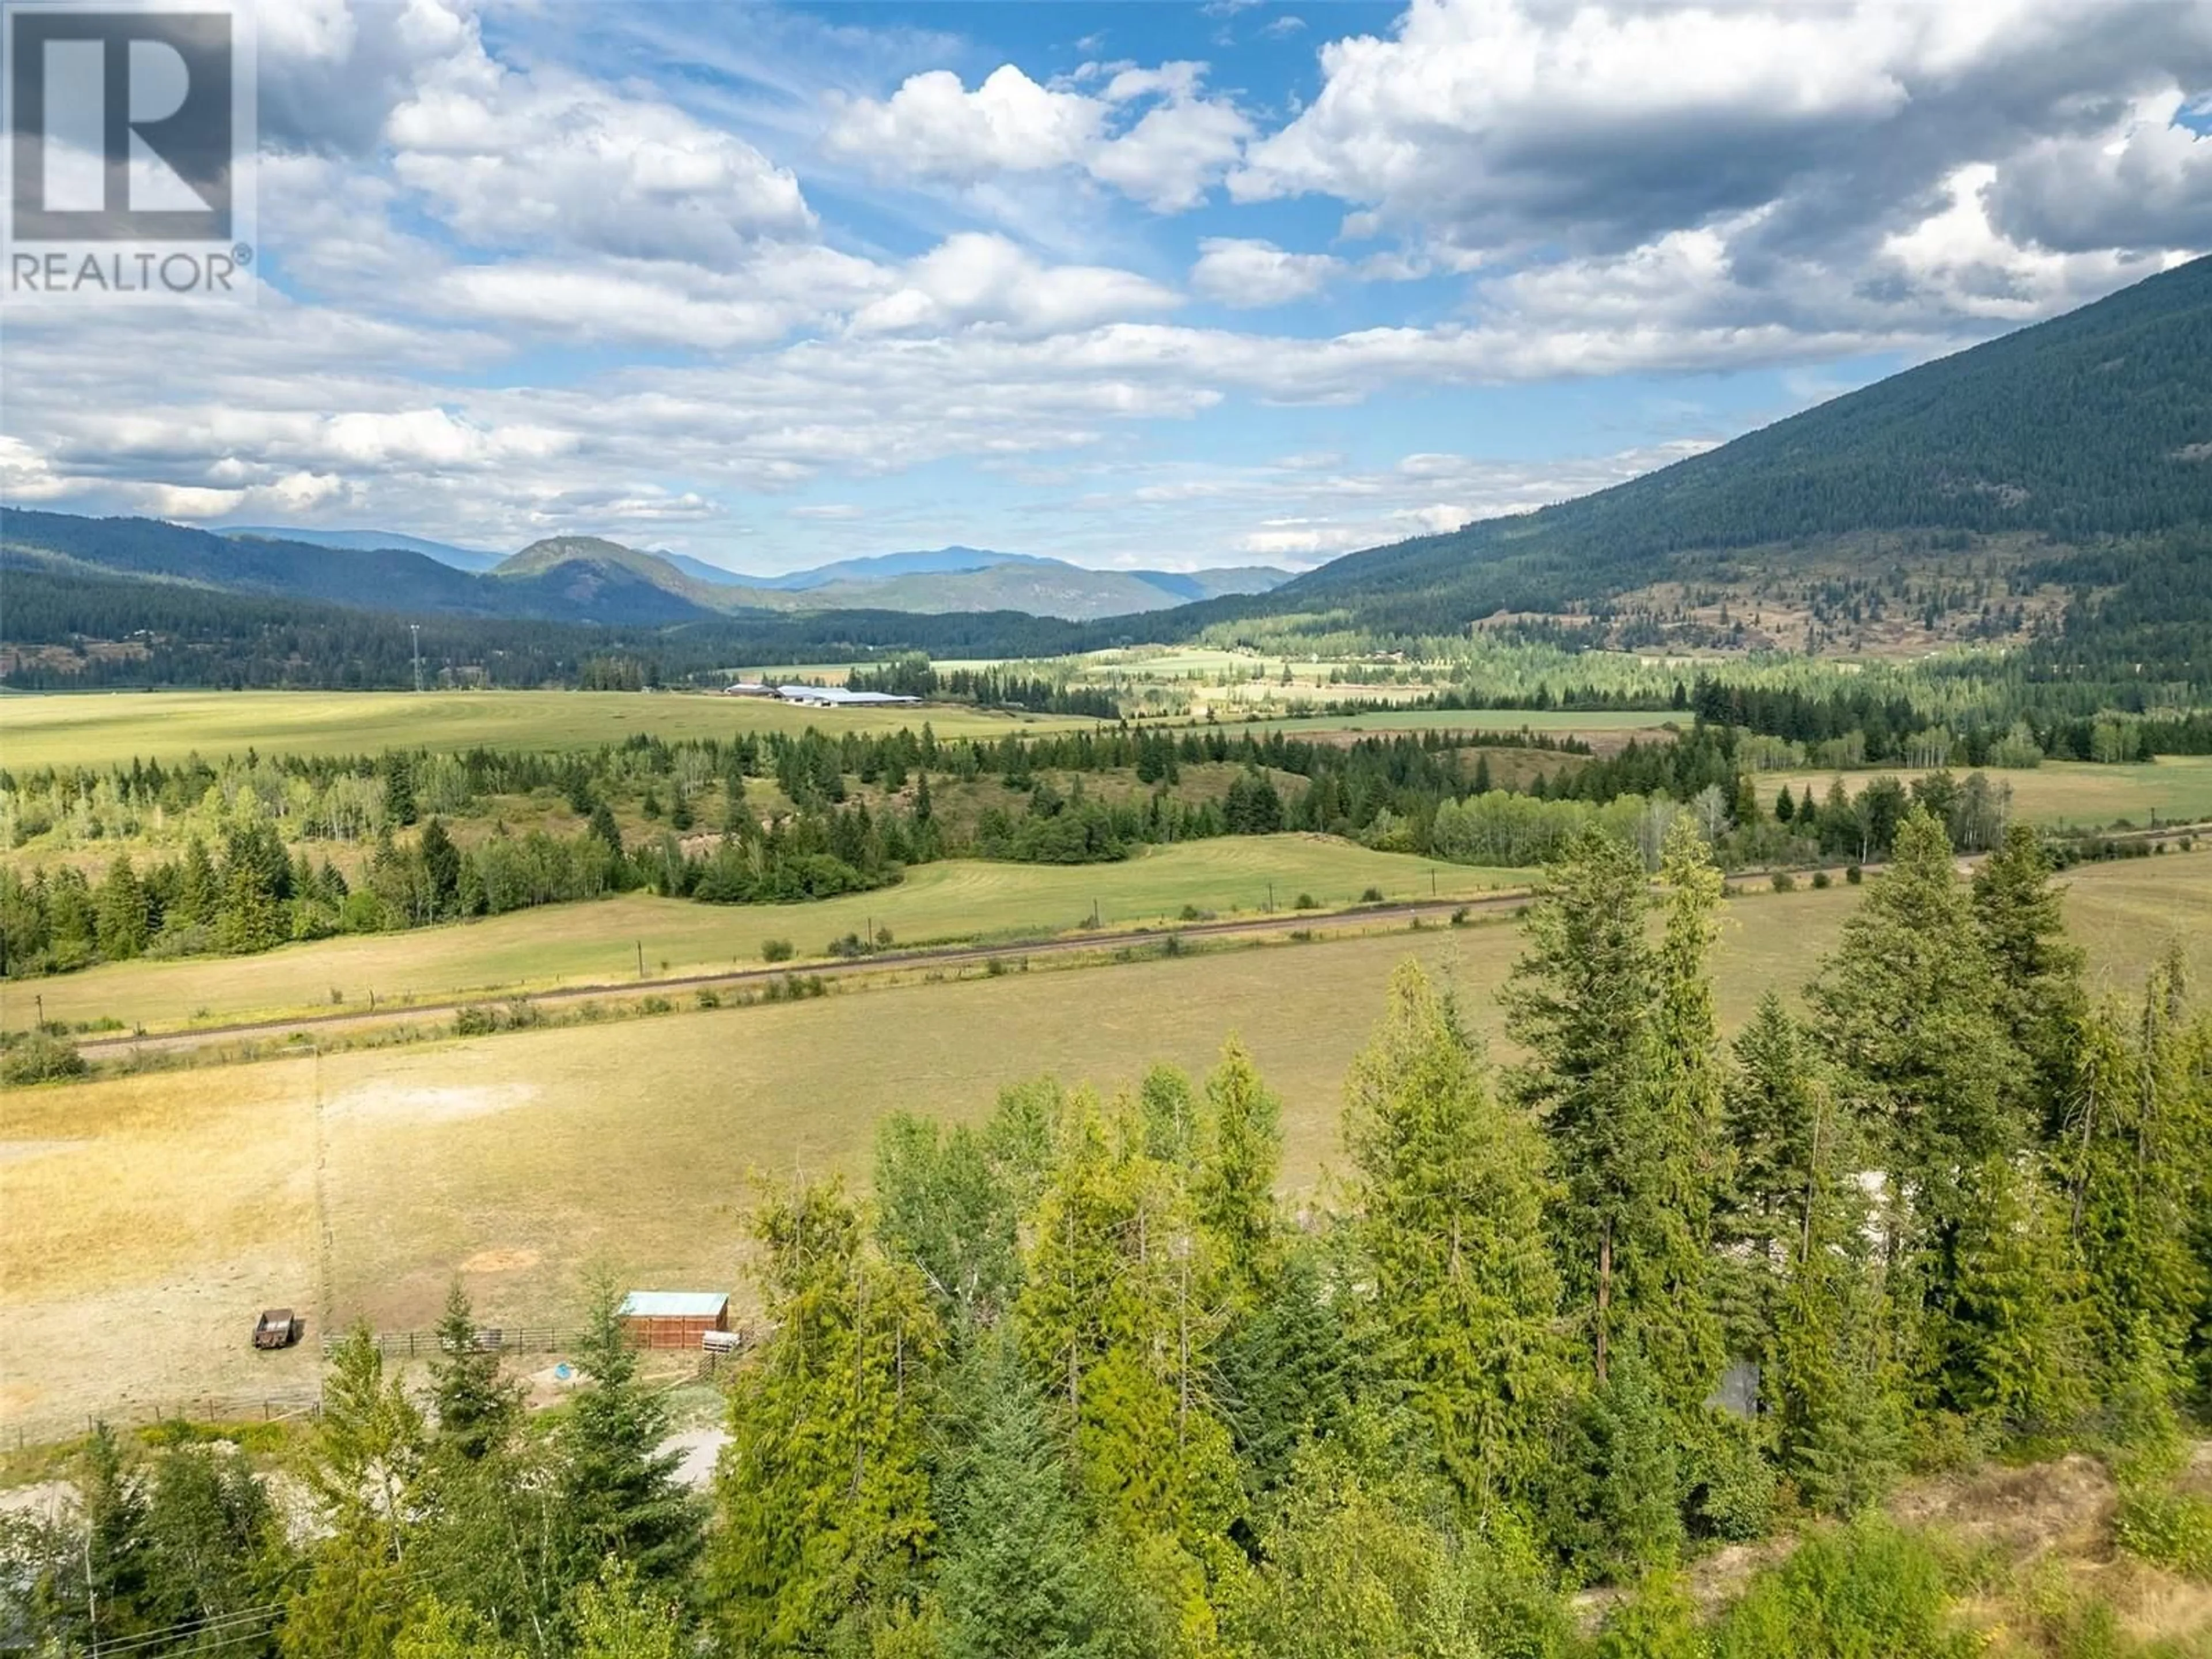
[0,559,1098,690]
[4,511,516,614]
[1,510,734,626]
[3,510,1290,626]
[2021,537,2212,691]
[1236,255,2212,636]
[229,525,505,573]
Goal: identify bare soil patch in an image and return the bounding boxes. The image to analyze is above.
[325,1082,541,1127]
[460,1247,543,1274]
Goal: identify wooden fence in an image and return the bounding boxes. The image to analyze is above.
[321,1326,588,1359]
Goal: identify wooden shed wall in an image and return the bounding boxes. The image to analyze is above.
[622,1312,727,1350]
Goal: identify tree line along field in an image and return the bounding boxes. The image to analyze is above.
[1232,707,1686,739]
[2,851,2206,1444]
[3,836,1538,1032]
[0,688,1088,770]
[1756,755,2212,829]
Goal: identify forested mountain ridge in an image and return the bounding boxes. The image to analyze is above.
[5,510,1291,628]
[0,512,739,626]
[1,511,520,616]
[1249,254,2212,635]
[228,525,503,573]
[488,535,735,620]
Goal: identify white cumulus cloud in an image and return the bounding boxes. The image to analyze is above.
[1191,238,1343,306]
[825,59,1251,211]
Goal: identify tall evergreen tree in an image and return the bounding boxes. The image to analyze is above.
[286,1328,426,1657]
[418,819,462,918]
[1503,824,1654,1385]
[561,1277,703,1594]
[934,1338,1128,1659]
[175,834,218,929]
[1972,824,2085,1127]
[1345,961,1568,1514]
[1213,1241,1355,1502]
[1807,809,2025,1397]
[1940,1153,2085,1434]
[427,1279,522,1462]
[1195,1037,1283,1313]
[1015,1089,1244,1639]
[94,855,150,960]
[713,1180,939,1652]
[380,750,418,826]
[1718,993,1823,1346]
[2063,949,2211,1403]
[1623,820,1728,1415]
[1721,995,1906,1513]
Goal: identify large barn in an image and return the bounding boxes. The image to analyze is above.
[618,1290,730,1350]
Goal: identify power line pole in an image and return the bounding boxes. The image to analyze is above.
[410,623,422,692]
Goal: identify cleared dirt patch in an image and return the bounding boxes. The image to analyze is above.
[0,1140,88,1165]
[325,1082,541,1128]
[460,1247,542,1274]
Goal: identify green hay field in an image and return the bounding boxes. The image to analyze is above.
[0,689,1085,770]
[1760,757,2212,830]
[4,853,2206,1440]
[5,836,1536,1033]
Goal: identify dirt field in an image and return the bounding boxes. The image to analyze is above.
[3,854,2207,1444]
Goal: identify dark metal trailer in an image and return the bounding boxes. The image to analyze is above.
[253,1309,301,1350]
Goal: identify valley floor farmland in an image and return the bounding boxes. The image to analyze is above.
[1232,707,1685,740]
[0,687,1085,770]
[2,853,2206,1442]
[3,837,1535,1033]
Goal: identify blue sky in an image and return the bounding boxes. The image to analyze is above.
[4,0,2209,574]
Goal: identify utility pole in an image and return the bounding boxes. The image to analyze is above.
[84,1526,97,1658]
[410,623,423,692]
